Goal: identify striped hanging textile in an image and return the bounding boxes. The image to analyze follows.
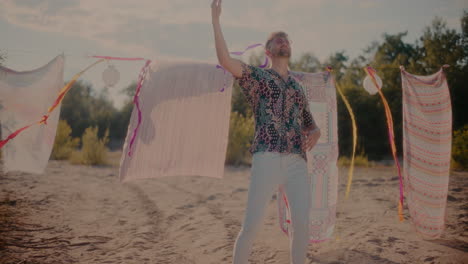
[119,60,233,181]
[401,66,452,238]
[278,70,339,243]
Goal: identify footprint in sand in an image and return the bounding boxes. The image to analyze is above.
[232,187,247,194]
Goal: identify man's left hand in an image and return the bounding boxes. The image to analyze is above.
[303,128,321,152]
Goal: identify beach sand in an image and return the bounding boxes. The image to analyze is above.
[0,152,467,263]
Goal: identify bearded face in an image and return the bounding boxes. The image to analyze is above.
[268,37,292,58]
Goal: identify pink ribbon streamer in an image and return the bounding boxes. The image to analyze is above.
[367,66,404,220]
[90,55,146,61]
[216,43,269,91]
[128,59,152,157]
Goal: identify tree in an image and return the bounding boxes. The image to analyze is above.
[323,51,348,81]
[367,32,418,158]
[0,50,5,66]
[111,82,137,142]
[415,15,467,130]
[121,82,137,98]
[60,81,94,138]
[289,53,322,72]
[60,80,119,143]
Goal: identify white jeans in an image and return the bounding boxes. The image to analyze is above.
[232,152,311,264]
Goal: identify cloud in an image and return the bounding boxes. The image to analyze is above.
[0,0,177,57]
[0,0,299,58]
[1,0,464,61]
[0,0,328,36]
[357,0,381,9]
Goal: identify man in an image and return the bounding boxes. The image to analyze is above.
[211,0,321,263]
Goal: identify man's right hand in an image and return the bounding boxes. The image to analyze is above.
[211,0,243,78]
[211,0,222,23]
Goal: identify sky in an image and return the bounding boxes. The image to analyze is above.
[1,0,466,108]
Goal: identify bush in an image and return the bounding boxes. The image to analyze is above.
[226,112,254,166]
[452,125,468,170]
[51,120,80,160]
[337,156,350,167]
[70,126,109,166]
[338,153,372,167]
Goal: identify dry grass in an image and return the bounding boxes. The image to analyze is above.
[338,154,375,167]
[69,127,109,166]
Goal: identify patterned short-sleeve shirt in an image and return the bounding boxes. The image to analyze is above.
[235,62,317,160]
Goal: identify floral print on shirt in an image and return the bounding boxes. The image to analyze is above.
[235,62,317,160]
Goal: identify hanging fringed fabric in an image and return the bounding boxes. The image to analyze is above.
[364,66,405,222]
[278,70,339,243]
[119,60,234,181]
[401,66,451,238]
[0,58,105,151]
[0,56,64,173]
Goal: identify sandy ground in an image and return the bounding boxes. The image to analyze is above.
[0,151,467,264]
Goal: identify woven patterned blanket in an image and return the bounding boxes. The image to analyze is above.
[401,68,452,238]
[278,71,339,243]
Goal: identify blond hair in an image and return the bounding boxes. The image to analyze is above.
[265,31,289,50]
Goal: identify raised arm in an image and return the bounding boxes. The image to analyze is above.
[211,0,243,78]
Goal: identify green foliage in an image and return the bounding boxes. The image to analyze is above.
[226,111,254,166]
[121,82,137,98]
[51,120,80,160]
[415,16,467,130]
[452,125,468,170]
[60,81,135,149]
[333,14,468,160]
[227,83,254,166]
[0,51,5,66]
[323,51,348,81]
[70,126,109,166]
[60,81,95,138]
[290,53,322,72]
[363,32,418,159]
[231,83,252,117]
[109,82,137,144]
